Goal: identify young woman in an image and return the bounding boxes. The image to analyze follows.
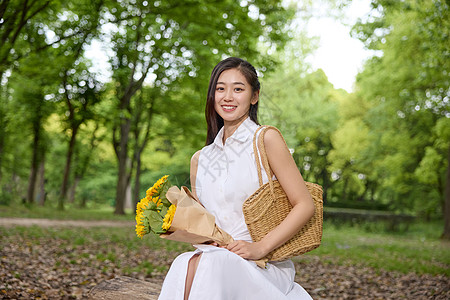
[159,57,315,300]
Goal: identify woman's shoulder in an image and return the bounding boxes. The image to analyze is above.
[256,125,290,159]
[190,148,205,170]
[191,150,201,165]
[190,144,211,167]
[260,125,285,146]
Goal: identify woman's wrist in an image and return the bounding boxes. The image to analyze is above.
[256,239,273,258]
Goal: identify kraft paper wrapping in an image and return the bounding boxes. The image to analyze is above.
[160,186,234,246]
[160,186,268,268]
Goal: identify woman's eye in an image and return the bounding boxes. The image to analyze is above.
[235,88,243,92]
[216,87,224,91]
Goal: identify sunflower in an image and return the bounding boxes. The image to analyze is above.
[151,196,163,207]
[135,210,146,238]
[135,223,146,239]
[135,175,172,238]
[146,175,169,198]
[162,204,176,231]
[136,197,149,213]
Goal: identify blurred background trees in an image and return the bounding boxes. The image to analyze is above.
[0,0,448,237]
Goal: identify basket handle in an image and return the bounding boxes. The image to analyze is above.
[252,125,287,195]
[252,126,265,186]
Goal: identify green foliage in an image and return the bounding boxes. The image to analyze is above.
[334,0,450,219]
[0,0,339,213]
[80,172,117,205]
[261,51,340,201]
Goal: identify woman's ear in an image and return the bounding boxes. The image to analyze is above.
[251,90,259,105]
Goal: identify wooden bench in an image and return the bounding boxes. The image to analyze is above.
[88,276,161,299]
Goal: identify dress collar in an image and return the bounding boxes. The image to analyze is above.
[213,117,259,149]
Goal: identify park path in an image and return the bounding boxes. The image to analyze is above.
[0,217,134,228]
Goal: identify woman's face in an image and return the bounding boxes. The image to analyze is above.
[214,68,258,126]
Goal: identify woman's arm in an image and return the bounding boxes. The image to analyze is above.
[227,128,315,260]
[190,150,201,202]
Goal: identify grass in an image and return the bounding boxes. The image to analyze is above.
[1,203,449,276]
[0,202,133,221]
[296,221,450,276]
[0,225,193,253]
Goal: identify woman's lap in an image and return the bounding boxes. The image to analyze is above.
[159,246,311,300]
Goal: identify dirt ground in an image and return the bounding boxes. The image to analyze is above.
[1,218,449,299]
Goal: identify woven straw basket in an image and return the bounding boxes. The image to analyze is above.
[242,126,323,262]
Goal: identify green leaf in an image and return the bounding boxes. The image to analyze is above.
[155,178,170,207]
[160,206,168,219]
[147,210,165,234]
[147,201,158,211]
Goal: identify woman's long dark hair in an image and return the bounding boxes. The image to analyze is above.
[205,57,260,145]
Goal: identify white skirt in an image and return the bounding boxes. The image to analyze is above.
[158,245,312,300]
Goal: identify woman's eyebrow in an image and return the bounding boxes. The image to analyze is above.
[217,81,246,86]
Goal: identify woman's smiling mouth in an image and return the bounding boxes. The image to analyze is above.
[221,105,237,112]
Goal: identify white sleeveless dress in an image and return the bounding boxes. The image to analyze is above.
[158,117,312,300]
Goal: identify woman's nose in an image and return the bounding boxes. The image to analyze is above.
[224,89,233,100]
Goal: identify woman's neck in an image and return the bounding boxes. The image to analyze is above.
[222,116,248,144]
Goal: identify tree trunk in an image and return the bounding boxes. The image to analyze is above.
[88,276,160,299]
[10,172,21,202]
[131,95,155,213]
[0,71,6,184]
[69,175,81,204]
[36,158,46,206]
[0,131,4,184]
[71,123,99,207]
[27,164,37,204]
[112,29,151,214]
[115,156,128,215]
[114,118,131,215]
[58,125,79,210]
[442,144,450,239]
[27,120,41,204]
[80,195,87,208]
[0,105,5,184]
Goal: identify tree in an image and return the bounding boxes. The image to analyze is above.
[9,51,58,203]
[68,122,101,206]
[0,0,53,184]
[49,0,105,209]
[130,87,156,210]
[103,0,294,214]
[352,0,449,233]
[0,0,52,77]
[0,0,106,205]
[261,32,340,202]
[56,59,103,209]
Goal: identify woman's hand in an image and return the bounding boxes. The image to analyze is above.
[202,241,219,247]
[225,240,269,260]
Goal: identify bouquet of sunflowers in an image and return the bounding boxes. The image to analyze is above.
[136,175,276,268]
[135,175,233,246]
[135,175,176,237]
